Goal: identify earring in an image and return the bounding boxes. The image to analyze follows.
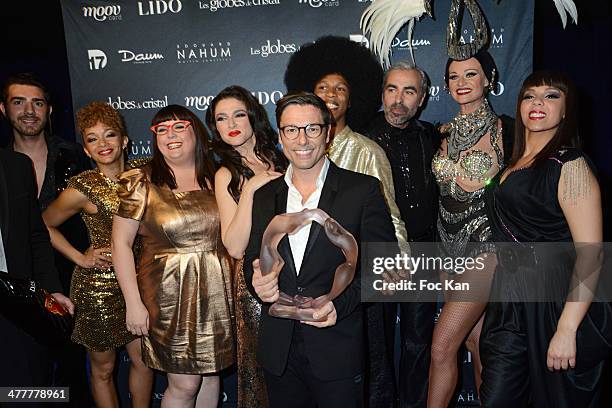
[488,68,497,92]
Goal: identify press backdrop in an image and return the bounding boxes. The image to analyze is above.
[61,0,534,405]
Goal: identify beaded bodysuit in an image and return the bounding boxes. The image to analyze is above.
[432,100,503,259]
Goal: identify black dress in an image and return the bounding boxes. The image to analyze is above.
[480,148,612,407]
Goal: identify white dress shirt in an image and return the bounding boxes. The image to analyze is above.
[0,229,7,273]
[285,158,330,275]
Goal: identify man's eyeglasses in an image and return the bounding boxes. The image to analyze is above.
[279,124,327,140]
[150,120,192,136]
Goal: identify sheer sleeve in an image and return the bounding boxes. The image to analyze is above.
[116,167,149,221]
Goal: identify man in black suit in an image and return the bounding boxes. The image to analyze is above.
[0,148,74,386]
[244,92,396,407]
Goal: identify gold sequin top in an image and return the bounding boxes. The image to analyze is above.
[67,159,148,247]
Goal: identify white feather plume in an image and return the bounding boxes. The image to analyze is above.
[360,0,429,68]
[553,0,578,28]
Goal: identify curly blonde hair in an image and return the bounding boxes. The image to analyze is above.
[76,101,127,136]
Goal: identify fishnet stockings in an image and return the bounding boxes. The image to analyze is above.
[427,254,496,407]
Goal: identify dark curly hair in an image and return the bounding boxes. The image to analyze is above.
[284,36,383,133]
[206,85,287,202]
[76,101,126,137]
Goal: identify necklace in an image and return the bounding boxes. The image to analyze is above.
[447,99,497,161]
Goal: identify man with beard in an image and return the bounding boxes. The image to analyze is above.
[0,73,91,405]
[364,62,439,408]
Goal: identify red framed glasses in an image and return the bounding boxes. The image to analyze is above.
[150,120,192,136]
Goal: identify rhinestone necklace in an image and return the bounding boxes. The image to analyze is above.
[447,99,497,161]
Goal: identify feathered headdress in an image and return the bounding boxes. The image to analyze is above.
[360,0,579,66]
[360,0,432,68]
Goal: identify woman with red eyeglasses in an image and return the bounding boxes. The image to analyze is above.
[112,105,234,408]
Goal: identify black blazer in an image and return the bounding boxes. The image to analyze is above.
[244,161,396,380]
[0,148,62,293]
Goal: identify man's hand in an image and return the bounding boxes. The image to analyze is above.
[252,259,279,303]
[302,299,337,328]
[51,292,75,315]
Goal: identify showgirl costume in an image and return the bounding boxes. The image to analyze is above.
[432,99,512,260]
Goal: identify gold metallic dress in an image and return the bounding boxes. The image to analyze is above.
[68,166,139,351]
[234,258,268,408]
[117,167,234,374]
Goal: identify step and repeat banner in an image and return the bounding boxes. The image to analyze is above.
[61,0,533,406]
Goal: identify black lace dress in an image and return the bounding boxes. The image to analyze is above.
[480,148,612,407]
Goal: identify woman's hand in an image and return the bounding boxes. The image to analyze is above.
[547,326,577,371]
[245,171,282,194]
[126,301,149,337]
[78,246,112,269]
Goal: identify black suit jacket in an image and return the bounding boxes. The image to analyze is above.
[244,161,396,380]
[0,148,62,293]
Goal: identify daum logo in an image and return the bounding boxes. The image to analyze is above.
[250,39,297,58]
[349,34,430,49]
[199,0,280,12]
[118,50,164,64]
[88,49,107,70]
[298,0,339,8]
[391,37,431,49]
[176,42,232,63]
[82,4,122,21]
[138,0,183,15]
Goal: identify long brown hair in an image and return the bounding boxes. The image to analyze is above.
[206,85,287,202]
[511,71,580,168]
[149,104,216,191]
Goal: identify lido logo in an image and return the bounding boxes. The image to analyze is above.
[88,49,107,70]
[138,0,183,15]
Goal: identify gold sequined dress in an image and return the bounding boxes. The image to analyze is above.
[235,258,268,408]
[68,163,142,351]
[116,166,234,374]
